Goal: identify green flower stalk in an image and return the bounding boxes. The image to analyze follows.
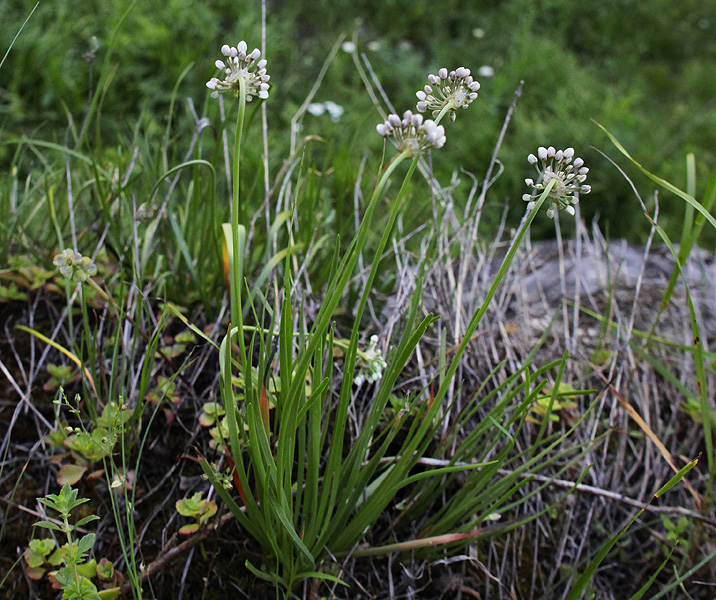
[336,112,446,399]
[522,146,591,218]
[207,41,270,339]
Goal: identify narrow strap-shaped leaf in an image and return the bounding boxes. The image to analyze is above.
[596,122,716,232]
[565,457,698,600]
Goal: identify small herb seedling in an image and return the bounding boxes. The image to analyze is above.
[175,491,218,534]
[46,394,132,486]
[29,483,120,599]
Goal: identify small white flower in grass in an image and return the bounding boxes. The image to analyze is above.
[523,146,590,218]
[307,102,325,116]
[341,41,356,53]
[354,335,388,387]
[307,101,344,122]
[376,110,446,156]
[416,67,480,121]
[477,65,494,78]
[324,100,344,121]
[206,41,270,101]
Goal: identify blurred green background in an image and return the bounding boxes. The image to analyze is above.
[2,0,715,244]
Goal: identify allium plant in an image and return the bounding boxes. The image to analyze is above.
[416,67,480,123]
[522,146,591,218]
[199,43,593,595]
[200,46,467,590]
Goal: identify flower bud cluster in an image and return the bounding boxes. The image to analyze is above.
[416,67,480,122]
[522,146,591,218]
[376,110,446,156]
[354,335,388,387]
[206,41,270,101]
[53,249,97,283]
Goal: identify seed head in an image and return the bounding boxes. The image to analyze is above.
[206,41,270,101]
[523,146,590,218]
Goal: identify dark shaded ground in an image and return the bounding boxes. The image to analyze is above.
[2,228,716,599]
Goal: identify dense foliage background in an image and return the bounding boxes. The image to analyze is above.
[2,0,716,247]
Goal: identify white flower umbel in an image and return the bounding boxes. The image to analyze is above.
[206,41,270,101]
[522,146,591,218]
[376,110,446,157]
[354,335,388,387]
[416,67,480,123]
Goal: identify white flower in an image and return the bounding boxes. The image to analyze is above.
[324,100,344,121]
[376,110,446,156]
[307,101,344,122]
[206,41,270,101]
[416,67,480,122]
[307,103,325,116]
[477,65,494,78]
[354,335,388,387]
[341,41,356,53]
[523,146,591,217]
